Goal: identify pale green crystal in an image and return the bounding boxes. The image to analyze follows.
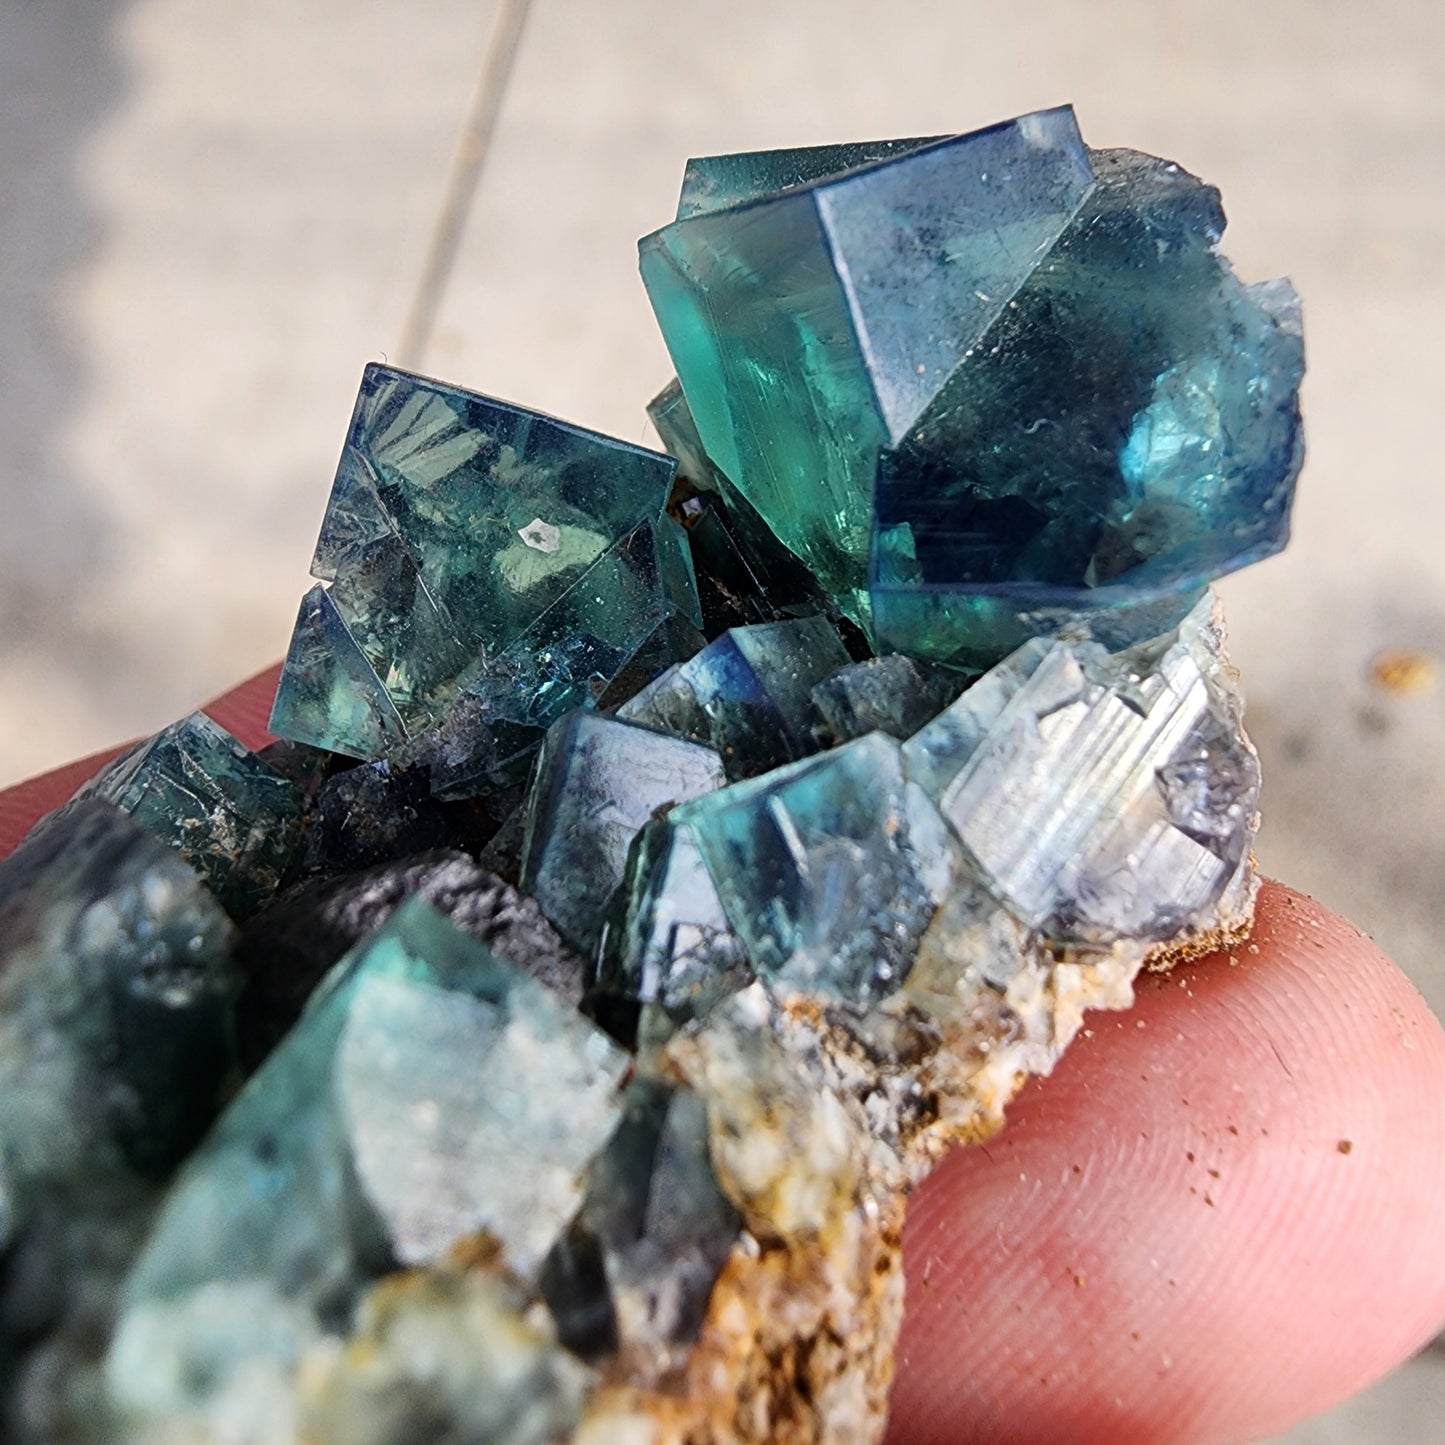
[108,899,628,1437]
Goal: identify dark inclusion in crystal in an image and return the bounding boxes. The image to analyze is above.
[642,106,1305,663]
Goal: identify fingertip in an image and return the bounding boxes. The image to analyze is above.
[889,883,1445,1444]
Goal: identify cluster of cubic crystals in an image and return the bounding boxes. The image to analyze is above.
[642,105,1304,663]
[0,107,1297,1445]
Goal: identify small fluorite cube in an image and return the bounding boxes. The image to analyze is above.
[540,1075,739,1360]
[672,733,961,1003]
[904,596,1259,942]
[520,712,727,956]
[618,615,848,779]
[66,711,309,917]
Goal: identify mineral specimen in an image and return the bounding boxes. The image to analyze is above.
[0,105,1299,1445]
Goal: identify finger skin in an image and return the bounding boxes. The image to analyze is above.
[0,663,281,860]
[887,884,1445,1445]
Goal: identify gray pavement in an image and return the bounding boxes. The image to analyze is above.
[2,1,1443,1438]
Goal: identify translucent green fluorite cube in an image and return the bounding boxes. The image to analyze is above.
[640,108,1094,627]
[109,899,629,1428]
[271,366,677,758]
[671,733,961,1003]
[68,711,308,917]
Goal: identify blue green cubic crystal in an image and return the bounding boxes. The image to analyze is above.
[107,898,629,1432]
[642,107,1304,662]
[65,711,310,917]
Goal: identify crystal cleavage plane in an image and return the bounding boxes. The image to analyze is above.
[0,106,1301,1444]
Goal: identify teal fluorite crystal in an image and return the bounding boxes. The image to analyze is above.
[642,107,1304,662]
[811,654,964,744]
[594,816,751,1045]
[649,380,829,634]
[0,801,238,1185]
[65,711,309,916]
[675,136,946,220]
[271,365,678,758]
[540,1075,739,1361]
[671,733,961,1003]
[619,615,849,779]
[450,514,705,789]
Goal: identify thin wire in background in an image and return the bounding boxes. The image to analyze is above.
[396,0,533,372]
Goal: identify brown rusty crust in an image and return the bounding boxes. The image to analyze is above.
[581,1212,905,1445]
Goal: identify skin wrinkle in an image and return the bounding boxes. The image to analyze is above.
[2,671,1445,1443]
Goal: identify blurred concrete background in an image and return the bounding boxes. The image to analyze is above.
[1,1,1442,1436]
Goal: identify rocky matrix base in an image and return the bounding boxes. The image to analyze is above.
[0,106,1302,1445]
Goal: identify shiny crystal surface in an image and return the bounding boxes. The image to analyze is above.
[61,712,309,917]
[675,136,947,219]
[520,712,726,955]
[812,653,964,743]
[594,816,752,1046]
[905,595,1258,943]
[271,365,676,757]
[673,733,962,1003]
[619,615,849,779]
[108,899,627,1436]
[643,107,1303,660]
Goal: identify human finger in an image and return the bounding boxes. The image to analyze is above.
[887,883,1445,1444]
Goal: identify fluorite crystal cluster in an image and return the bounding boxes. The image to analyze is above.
[0,107,1302,1444]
